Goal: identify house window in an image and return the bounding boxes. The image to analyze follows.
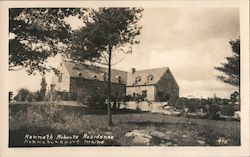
[134,76,141,84]
[142,90,147,98]
[92,74,97,80]
[145,74,153,84]
[133,92,136,98]
[147,74,153,81]
[101,73,107,81]
[77,72,82,76]
[58,75,62,82]
[116,75,122,83]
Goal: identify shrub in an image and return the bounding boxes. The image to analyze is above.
[207,104,221,120]
[122,95,132,102]
[69,92,78,101]
[157,93,171,102]
[80,93,107,109]
[58,92,70,101]
[168,97,236,120]
[14,88,35,102]
[230,91,240,103]
[222,104,235,116]
[130,93,146,102]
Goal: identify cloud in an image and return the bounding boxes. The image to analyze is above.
[137,8,239,51]
[114,7,240,98]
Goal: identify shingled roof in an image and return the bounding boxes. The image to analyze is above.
[62,61,127,84]
[126,67,169,86]
[62,61,171,86]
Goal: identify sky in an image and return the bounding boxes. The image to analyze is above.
[9,8,240,98]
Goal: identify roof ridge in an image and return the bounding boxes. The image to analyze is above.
[62,60,169,73]
[129,67,169,72]
[62,60,127,73]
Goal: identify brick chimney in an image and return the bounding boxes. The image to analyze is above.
[131,68,136,74]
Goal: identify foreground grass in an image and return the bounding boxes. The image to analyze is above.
[9,104,240,146]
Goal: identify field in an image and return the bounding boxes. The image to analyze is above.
[9,103,240,147]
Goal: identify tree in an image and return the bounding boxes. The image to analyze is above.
[9,8,86,74]
[40,76,47,100]
[70,8,143,125]
[215,38,240,88]
[32,76,47,101]
[230,91,240,103]
[14,88,32,102]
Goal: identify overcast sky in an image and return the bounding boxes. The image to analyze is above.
[9,7,240,98]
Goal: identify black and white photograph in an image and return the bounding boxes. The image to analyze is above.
[1,0,250,157]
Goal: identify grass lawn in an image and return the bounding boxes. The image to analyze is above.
[9,103,240,147]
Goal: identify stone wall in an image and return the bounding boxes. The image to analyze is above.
[155,70,179,99]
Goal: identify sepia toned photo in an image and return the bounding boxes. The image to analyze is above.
[8,6,242,147]
[1,0,249,156]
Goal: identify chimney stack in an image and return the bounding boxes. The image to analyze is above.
[131,68,136,74]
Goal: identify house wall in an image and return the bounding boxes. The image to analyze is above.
[51,63,70,92]
[155,69,179,100]
[126,85,156,101]
[126,69,179,101]
[69,77,126,99]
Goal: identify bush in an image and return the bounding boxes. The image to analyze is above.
[222,104,235,116]
[230,91,240,103]
[130,94,146,102]
[14,88,35,102]
[206,104,222,120]
[69,92,78,101]
[58,92,70,101]
[168,97,237,120]
[157,93,171,102]
[122,95,132,102]
[80,93,107,109]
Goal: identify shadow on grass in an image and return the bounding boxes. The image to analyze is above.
[88,108,145,115]
[120,121,167,127]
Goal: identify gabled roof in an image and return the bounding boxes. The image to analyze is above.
[62,61,127,84]
[126,67,169,86]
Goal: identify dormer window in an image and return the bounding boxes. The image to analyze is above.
[116,75,122,83]
[145,74,153,84]
[135,76,141,84]
[101,73,107,81]
[92,74,97,79]
[147,74,154,81]
[77,72,82,76]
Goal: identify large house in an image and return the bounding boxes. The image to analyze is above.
[51,60,179,101]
